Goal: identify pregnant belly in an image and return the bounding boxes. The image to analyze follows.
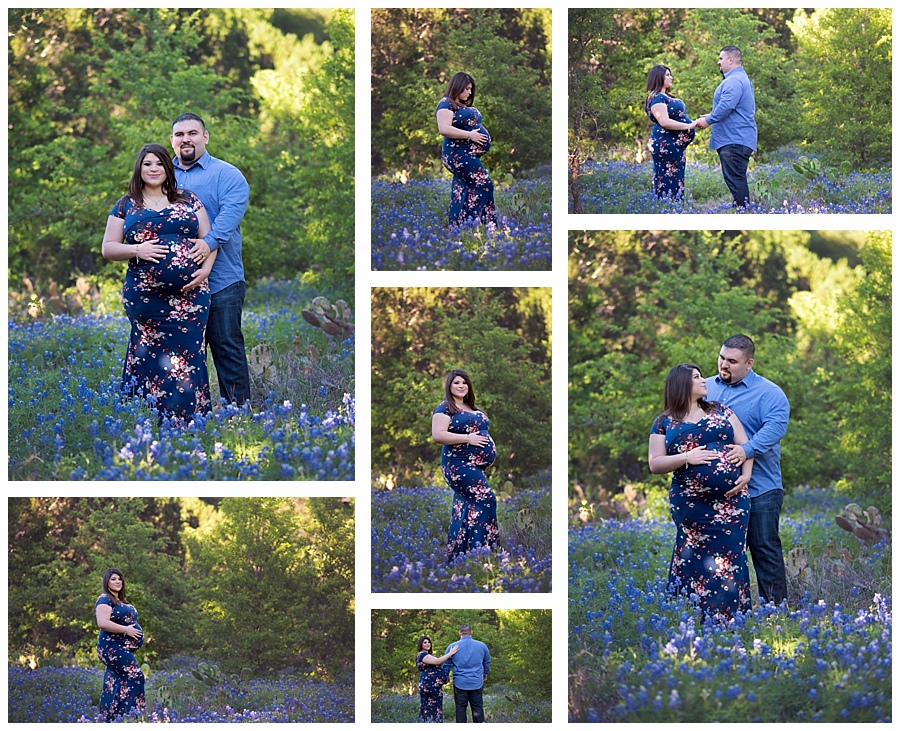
[471,125,492,157]
[123,622,143,651]
[131,247,199,293]
[680,454,741,496]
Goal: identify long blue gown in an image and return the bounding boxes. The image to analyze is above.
[646,92,696,200]
[96,594,145,721]
[111,192,211,420]
[434,401,499,560]
[436,98,497,227]
[416,651,448,722]
[651,402,751,616]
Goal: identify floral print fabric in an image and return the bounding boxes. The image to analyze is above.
[416,651,448,722]
[434,401,499,560]
[436,98,497,227]
[95,594,145,721]
[646,92,696,200]
[651,403,751,617]
[111,193,211,420]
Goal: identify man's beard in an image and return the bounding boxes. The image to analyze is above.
[180,146,196,162]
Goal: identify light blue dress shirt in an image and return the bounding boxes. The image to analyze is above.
[445,636,491,691]
[707,66,757,152]
[173,151,249,295]
[706,369,790,498]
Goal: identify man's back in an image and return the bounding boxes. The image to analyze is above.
[447,636,490,690]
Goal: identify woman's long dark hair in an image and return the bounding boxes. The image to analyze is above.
[443,369,476,415]
[102,567,127,607]
[416,635,434,653]
[662,363,712,421]
[127,142,187,208]
[443,72,476,112]
[646,64,672,98]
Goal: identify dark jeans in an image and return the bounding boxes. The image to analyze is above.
[717,143,754,207]
[454,686,484,723]
[207,280,251,406]
[747,489,787,605]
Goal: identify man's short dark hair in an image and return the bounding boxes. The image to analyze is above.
[172,112,206,131]
[459,623,472,635]
[721,45,742,62]
[723,334,755,360]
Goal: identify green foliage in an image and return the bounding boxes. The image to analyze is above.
[569,230,884,504]
[8,498,203,664]
[791,9,892,168]
[371,609,551,699]
[8,8,353,293]
[371,9,552,177]
[371,288,552,482]
[187,497,354,675]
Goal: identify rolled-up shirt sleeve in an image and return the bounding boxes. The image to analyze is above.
[204,168,249,252]
[706,77,740,125]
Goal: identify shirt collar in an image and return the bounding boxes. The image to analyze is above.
[723,66,746,80]
[715,368,755,388]
[173,150,211,171]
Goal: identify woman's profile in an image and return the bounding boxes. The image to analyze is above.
[645,65,701,201]
[648,364,753,617]
[415,635,458,722]
[432,369,499,559]
[95,568,145,720]
[435,72,497,227]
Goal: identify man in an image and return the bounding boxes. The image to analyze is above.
[706,334,789,605]
[696,46,757,208]
[445,623,491,723]
[171,113,252,407]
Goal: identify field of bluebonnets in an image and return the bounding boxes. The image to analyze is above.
[8,279,354,480]
[569,486,892,722]
[371,170,552,271]
[371,684,552,723]
[371,482,552,593]
[571,150,892,214]
[8,658,354,723]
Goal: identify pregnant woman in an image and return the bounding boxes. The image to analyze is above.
[648,364,754,617]
[432,369,499,560]
[415,635,458,723]
[101,142,216,422]
[95,568,145,721]
[645,65,700,200]
[435,72,497,227]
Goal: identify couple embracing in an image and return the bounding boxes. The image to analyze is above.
[416,625,491,723]
[649,335,789,618]
[646,45,756,207]
[101,114,251,423]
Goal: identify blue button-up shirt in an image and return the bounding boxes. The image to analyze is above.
[705,369,789,498]
[445,636,491,691]
[173,151,249,295]
[707,66,757,152]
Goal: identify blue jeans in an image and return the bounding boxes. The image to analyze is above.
[207,280,251,406]
[717,143,753,207]
[454,686,484,723]
[747,489,787,605]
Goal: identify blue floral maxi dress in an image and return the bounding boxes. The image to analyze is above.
[646,93,696,200]
[651,403,751,616]
[434,402,499,560]
[111,193,211,420]
[416,651,448,722]
[436,98,497,227]
[96,594,145,721]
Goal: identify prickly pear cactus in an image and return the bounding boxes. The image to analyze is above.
[835,504,890,543]
[301,297,354,340]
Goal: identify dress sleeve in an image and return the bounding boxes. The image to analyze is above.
[433,401,451,416]
[650,413,668,436]
[416,651,428,671]
[109,196,130,219]
[95,594,112,609]
[648,93,669,109]
[184,189,204,212]
[436,97,453,114]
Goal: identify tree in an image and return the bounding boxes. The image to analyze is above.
[791,8,892,168]
[371,288,552,482]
